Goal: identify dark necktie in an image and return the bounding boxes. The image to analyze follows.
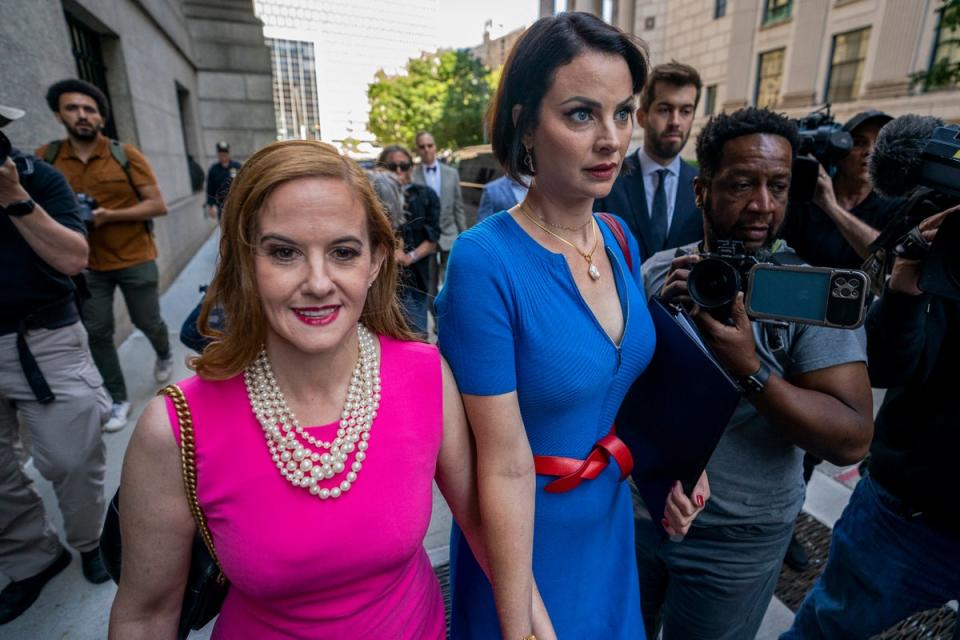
[650,168,670,253]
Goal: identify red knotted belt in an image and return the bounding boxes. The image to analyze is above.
[533,425,634,493]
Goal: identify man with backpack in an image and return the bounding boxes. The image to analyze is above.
[37,79,170,432]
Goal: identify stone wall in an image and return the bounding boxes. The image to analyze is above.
[0,0,274,341]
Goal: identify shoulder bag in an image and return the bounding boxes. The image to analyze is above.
[100,384,229,639]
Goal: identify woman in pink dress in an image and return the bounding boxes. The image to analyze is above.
[107,140,499,638]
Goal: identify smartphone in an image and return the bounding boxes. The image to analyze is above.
[745,264,869,329]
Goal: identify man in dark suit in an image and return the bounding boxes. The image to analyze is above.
[595,61,703,263]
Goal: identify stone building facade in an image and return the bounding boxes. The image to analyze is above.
[541,0,960,159]
[0,0,275,334]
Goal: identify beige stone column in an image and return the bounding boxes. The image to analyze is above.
[722,0,761,110]
[862,0,927,99]
[781,0,830,108]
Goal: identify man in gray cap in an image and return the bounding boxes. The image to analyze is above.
[205,140,241,219]
[782,109,904,270]
[0,104,112,624]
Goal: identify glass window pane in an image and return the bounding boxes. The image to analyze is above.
[756,49,785,108]
[827,28,870,103]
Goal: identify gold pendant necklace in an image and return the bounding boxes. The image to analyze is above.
[518,202,601,281]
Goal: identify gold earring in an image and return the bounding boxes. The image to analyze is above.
[523,147,536,175]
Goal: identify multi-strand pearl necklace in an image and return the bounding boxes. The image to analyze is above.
[243,324,380,500]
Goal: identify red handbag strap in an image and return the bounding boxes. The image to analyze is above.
[597,212,632,272]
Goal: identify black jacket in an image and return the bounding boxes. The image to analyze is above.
[866,288,960,534]
[594,153,702,263]
[399,183,440,293]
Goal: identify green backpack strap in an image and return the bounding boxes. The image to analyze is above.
[42,140,62,164]
[108,139,142,202]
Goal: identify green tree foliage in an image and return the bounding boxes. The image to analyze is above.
[911,0,960,90]
[368,49,495,151]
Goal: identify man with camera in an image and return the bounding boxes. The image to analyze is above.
[782,110,903,269]
[781,161,960,637]
[635,108,874,640]
[37,79,170,433]
[0,105,113,624]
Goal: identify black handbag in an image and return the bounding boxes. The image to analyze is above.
[100,384,229,639]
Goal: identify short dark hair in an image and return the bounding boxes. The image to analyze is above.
[695,107,799,184]
[640,61,703,112]
[378,144,413,167]
[45,79,110,121]
[414,131,433,146]
[488,12,648,183]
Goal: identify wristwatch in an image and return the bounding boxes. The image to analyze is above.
[739,361,771,395]
[1,198,35,217]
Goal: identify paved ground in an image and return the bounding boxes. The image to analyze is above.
[0,231,946,639]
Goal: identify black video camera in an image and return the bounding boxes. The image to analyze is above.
[865,124,960,300]
[76,193,98,225]
[0,130,10,166]
[687,240,869,329]
[790,105,854,203]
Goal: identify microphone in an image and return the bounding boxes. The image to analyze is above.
[869,114,944,198]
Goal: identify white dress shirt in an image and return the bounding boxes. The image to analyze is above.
[636,148,682,232]
[422,162,442,196]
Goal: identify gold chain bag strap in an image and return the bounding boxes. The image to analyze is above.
[159,384,230,639]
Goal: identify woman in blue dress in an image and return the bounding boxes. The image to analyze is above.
[436,12,710,640]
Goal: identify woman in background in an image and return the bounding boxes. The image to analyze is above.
[378,144,439,337]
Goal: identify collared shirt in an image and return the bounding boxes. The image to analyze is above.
[422,162,441,196]
[637,148,682,232]
[36,135,159,271]
[510,175,530,205]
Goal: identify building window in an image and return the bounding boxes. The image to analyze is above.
[714,0,727,19]
[763,0,792,26]
[266,38,322,141]
[755,49,785,108]
[826,27,871,103]
[926,3,960,89]
[65,12,117,139]
[645,16,656,30]
[554,0,568,14]
[704,84,718,116]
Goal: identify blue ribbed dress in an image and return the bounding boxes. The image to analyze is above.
[436,212,656,639]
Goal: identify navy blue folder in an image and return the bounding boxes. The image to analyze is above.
[616,297,742,536]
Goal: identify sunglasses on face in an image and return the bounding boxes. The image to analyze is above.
[386,162,411,172]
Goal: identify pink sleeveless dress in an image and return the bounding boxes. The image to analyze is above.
[165,335,445,639]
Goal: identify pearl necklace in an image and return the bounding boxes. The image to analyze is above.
[243,324,380,500]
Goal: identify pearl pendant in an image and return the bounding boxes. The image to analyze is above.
[588,263,601,281]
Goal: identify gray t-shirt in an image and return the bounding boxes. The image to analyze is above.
[641,241,867,526]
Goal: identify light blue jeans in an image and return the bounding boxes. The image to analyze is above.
[782,475,960,640]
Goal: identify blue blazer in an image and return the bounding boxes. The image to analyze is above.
[594,154,702,263]
[477,175,521,223]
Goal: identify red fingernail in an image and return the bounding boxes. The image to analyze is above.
[697,495,705,507]
[661,518,670,528]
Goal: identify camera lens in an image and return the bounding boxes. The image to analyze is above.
[688,258,742,310]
